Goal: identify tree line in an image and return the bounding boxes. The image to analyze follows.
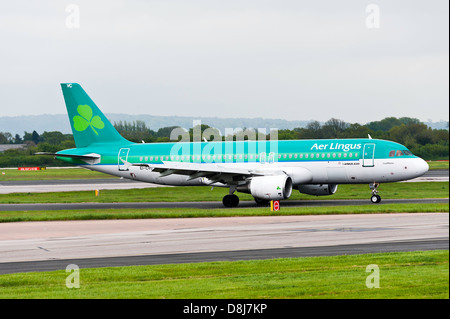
[0,117,448,167]
[0,130,75,167]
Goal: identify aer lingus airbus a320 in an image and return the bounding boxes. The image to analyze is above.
[39,83,429,207]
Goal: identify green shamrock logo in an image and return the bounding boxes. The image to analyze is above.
[73,105,105,135]
[276,186,281,190]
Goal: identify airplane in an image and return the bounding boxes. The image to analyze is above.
[38,83,429,207]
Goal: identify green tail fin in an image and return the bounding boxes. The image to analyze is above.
[61,83,129,148]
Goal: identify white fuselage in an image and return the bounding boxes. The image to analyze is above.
[84,156,429,187]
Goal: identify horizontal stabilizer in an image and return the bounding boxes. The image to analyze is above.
[35,152,101,164]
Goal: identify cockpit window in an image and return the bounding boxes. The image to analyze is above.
[390,150,413,157]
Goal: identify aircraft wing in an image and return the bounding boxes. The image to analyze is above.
[131,162,271,185]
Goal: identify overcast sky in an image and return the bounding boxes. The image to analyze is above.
[0,0,448,124]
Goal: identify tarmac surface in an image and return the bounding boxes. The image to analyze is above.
[0,213,448,274]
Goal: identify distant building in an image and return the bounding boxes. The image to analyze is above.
[0,144,27,152]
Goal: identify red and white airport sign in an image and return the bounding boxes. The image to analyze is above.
[271,200,280,211]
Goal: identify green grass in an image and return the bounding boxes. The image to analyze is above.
[0,203,447,223]
[0,182,448,204]
[0,167,115,181]
[0,250,447,299]
[427,160,449,170]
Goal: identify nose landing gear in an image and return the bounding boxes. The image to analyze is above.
[370,182,381,203]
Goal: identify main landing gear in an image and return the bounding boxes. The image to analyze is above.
[370,182,381,203]
[223,194,239,207]
[223,186,239,208]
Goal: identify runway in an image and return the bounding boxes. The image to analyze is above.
[0,198,447,211]
[0,213,447,274]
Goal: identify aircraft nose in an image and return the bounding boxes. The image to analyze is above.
[414,158,429,177]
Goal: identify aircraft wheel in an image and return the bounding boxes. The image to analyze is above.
[370,194,381,203]
[223,194,239,208]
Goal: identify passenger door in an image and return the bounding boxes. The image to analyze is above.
[362,144,375,167]
[118,148,130,171]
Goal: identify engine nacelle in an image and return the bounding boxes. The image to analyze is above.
[246,175,293,200]
[298,184,338,196]
[282,167,313,185]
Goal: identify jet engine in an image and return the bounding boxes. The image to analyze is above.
[298,184,338,196]
[238,175,293,200]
